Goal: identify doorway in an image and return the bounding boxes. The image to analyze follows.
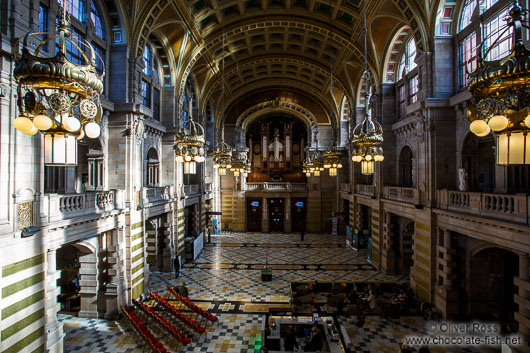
[291,197,307,232]
[246,198,263,232]
[268,198,284,232]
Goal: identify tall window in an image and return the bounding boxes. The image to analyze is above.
[459,0,476,30]
[398,85,406,119]
[397,37,417,80]
[143,45,152,76]
[62,0,86,23]
[142,80,151,108]
[483,8,512,61]
[39,3,49,52]
[87,143,104,191]
[408,76,419,104]
[147,149,159,186]
[153,88,160,121]
[459,32,477,89]
[61,28,86,64]
[90,0,105,39]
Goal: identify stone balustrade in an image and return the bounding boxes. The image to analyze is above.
[383,186,419,204]
[340,183,352,193]
[355,184,375,197]
[245,182,307,191]
[47,190,124,222]
[184,184,200,195]
[143,186,174,204]
[437,189,529,224]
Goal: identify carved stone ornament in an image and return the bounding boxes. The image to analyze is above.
[17,202,33,230]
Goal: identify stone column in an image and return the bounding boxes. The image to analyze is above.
[434,228,458,318]
[381,212,395,274]
[78,250,99,318]
[262,198,268,233]
[162,215,173,272]
[46,248,64,353]
[104,234,121,320]
[515,254,530,343]
[284,197,291,233]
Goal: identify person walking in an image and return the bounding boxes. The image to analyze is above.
[300,228,305,242]
[173,256,180,279]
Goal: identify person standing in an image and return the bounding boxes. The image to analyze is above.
[174,256,180,279]
[283,326,299,351]
[300,228,305,242]
[178,281,189,298]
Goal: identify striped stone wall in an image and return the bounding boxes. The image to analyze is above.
[129,220,145,300]
[412,221,434,302]
[220,191,245,231]
[0,253,46,353]
[371,208,381,267]
[176,207,185,256]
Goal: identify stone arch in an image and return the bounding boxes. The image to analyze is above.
[432,0,458,37]
[235,100,317,133]
[398,145,415,187]
[382,26,411,83]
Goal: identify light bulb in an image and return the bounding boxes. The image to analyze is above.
[184,155,192,162]
[314,170,320,176]
[469,119,489,136]
[488,114,509,131]
[85,122,101,138]
[33,114,53,130]
[234,171,240,177]
[23,124,38,136]
[338,163,343,168]
[365,154,373,161]
[64,116,81,132]
[306,172,311,177]
[175,155,184,162]
[227,164,231,169]
[352,155,362,162]
[213,164,219,168]
[324,163,331,168]
[332,163,337,168]
[14,116,34,132]
[196,156,205,162]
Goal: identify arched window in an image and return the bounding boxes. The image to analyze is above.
[62,0,86,23]
[147,148,160,187]
[141,42,163,120]
[459,0,477,30]
[399,146,414,187]
[90,0,105,40]
[143,45,153,77]
[397,37,417,80]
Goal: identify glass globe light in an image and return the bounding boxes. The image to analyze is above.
[64,116,81,132]
[184,155,192,162]
[488,114,509,131]
[14,116,34,132]
[306,172,311,177]
[233,171,240,177]
[76,129,85,140]
[85,122,101,138]
[314,170,320,176]
[352,155,362,162]
[33,114,53,130]
[338,163,343,168]
[365,154,373,161]
[23,124,38,135]
[175,155,184,162]
[213,164,219,168]
[470,119,489,136]
[475,125,491,137]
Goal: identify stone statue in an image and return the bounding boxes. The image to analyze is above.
[458,168,468,192]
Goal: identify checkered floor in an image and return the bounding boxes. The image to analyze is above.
[61,232,501,352]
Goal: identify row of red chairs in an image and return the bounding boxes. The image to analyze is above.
[133,299,191,345]
[166,283,218,323]
[148,289,206,334]
[121,305,167,353]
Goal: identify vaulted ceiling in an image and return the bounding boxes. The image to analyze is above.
[119,0,435,127]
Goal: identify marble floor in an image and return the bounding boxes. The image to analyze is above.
[61,232,501,353]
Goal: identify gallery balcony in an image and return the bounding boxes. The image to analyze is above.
[383,186,420,204]
[355,184,375,197]
[245,182,308,192]
[143,186,172,205]
[437,189,529,225]
[46,190,125,223]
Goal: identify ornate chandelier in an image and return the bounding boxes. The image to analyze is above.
[230,149,250,177]
[323,145,343,177]
[467,2,530,165]
[213,141,232,176]
[13,6,104,166]
[174,98,205,175]
[351,0,384,175]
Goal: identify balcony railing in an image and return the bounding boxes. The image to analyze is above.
[184,184,200,196]
[437,189,529,224]
[245,182,307,191]
[340,183,352,193]
[383,186,419,204]
[144,186,171,204]
[355,184,375,197]
[48,190,124,222]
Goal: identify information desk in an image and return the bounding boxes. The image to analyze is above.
[261,313,344,353]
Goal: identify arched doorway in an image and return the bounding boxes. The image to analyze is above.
[399,146,414,187]
[396,221,414,275]
[461,134,495,192]
[468,247,519,325]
